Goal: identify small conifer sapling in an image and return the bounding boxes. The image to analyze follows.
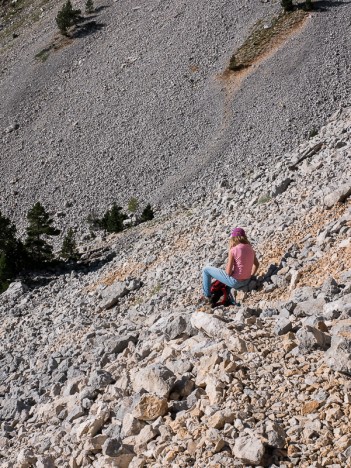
[56,0,81,36]
[127,197,139,214]
[85,0,94,14]
[101,203,127,233]
[60,228,80,261]
[140,204,154,223]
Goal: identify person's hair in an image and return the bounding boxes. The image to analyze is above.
[229,235,250,249]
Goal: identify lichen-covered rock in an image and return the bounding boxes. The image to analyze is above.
[132,394,168,421]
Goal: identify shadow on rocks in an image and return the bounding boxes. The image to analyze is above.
[312,0,351,11]
[72,21,106,39]
[18,251,116,291]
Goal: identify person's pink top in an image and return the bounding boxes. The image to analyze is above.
[231,243,255,280]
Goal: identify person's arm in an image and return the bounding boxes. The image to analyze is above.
[226,249,234,276]
[251,255,259,276]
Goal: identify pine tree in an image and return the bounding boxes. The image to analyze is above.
[101,203,127,233]
[281,0,294,12]
[140,204,154,223]
[60,228,80,261]
[0,211,25,292]
[25,202,60,266]
[85,0,94,14]
[127,197,139,214]
[56,0,81,36]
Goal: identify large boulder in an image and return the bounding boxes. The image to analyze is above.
[191,312,247,352]
[296,325,331,352]
[150,313,196,340]
[132,393,168,421]
[325,320,351,374]
[191,312,230,340]
[324,180,351,208]
[233,434,265,465]
[102,437,134,466]
[132,364,176,398]
[322,294,351,320]
[100,281,128,309]
[103,333,139,355]
[88,370,115,390]
[293,298,325,318]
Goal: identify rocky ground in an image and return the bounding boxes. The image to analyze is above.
[0,107,350,466]
[0,0,350,231]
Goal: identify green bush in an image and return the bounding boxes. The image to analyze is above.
[257,194,272,205]
[56,0,81,36]
[128,197,139,214]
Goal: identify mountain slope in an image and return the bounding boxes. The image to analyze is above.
[0,0,350,230]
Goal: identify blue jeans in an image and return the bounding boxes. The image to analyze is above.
[202,266,250,297]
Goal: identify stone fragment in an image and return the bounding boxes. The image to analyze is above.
[325,320,351,374]
[271,178,293,197]
[293,298,325,317]
[233,434,265,465]
[190,312,230,340]
[296,325,331,352]
[150,314,196,340]
[85,434,108,451]
[75,411,109,437]
[100,281,128,309]
[101,437,134,466]
[323,294,351,320]
[134,424,158,447]
[88,370,115,389]
[207,409,235,429]
[275,317,292,336]
[132,364,176,398]
[132,394,168,421]
[104,333,139,354]
[121,412,146,438]
[36,455,55,468]
[67,405,85,422]
[301,400,320,415]
[17,448,37,467]
[266,422,286,448]
[324,181,351,208]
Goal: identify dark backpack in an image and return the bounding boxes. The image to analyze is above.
[210,280,233,308]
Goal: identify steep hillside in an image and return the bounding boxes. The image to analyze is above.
[0,107,350,466]
[0,0,350,230]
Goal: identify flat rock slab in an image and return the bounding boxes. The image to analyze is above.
[100,281,128,309]
[324,180,351,208]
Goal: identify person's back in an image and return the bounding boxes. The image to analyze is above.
[231,243,255,280]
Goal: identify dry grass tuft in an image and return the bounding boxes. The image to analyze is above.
[228,9,308,72]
